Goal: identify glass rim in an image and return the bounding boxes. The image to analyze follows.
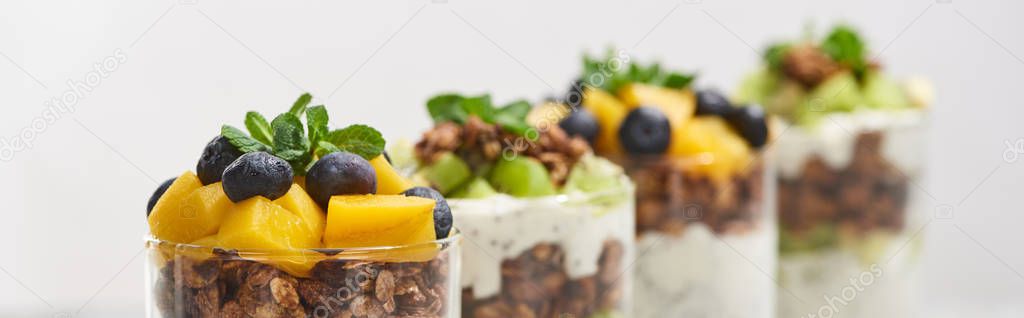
[144,228,462,255]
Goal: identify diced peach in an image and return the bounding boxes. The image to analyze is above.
[217,197,318,250]
[148,172,227,243]
[273,184,326,244]
[369,155,415,195]
[582,87,628,155]
[323,195,436,249]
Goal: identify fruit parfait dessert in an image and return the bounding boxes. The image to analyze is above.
[394,93,636,318]
[559,52,775,318]
[735,26,931,318]
[145,94,460,318]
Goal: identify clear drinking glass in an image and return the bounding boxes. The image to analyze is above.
[452,179,635,318]
[775,110,928,318]
[145,232,462,318]
[616,153,777,318]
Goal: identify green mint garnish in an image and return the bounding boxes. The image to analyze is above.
[221,125,271,153]
[315,141,342,158]
[425,93,533,136]
[244,111,274,145]
[581,50,695,93]
[271,113,312,172]
[289,93,312,117]
[427,94,470,124]
[221,93,387,175]
[306,105,329,146]
[821,25,867,78]
[325,124,385,160]
[763,43,792,73]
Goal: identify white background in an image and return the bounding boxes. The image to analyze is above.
[1,0,1022,316]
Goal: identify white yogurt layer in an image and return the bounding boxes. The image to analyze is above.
[774,109,928,179]
[451,187,636,300]
[778,235,922,318]
[633,217,777,318]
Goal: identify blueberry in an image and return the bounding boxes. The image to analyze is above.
[618,107,671,155]
[306,152,377,208]
[558,109,599,144]
[563,79,586,108]
[402,186,453,239]
[197,136,244,185]
[146,177,176,217]
[695,89,733,116]
[221,152,294,202]
[725,105,768,148]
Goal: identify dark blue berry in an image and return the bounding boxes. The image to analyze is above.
[559,109,599,144]
[725,105,768,148]
[306,152,377,209]
[695,89,734,116]
[563,79,586,108]
[221,152,293,202]
[402,186,453,240]
[619,107,671,155]
[197,136,244,185]
[146,177,176,217]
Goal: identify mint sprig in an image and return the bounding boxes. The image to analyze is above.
[244,111,274,145]
[221,93,386,175]
[581,50,695,93]
[426,93,533,136]
[222,125,271,153]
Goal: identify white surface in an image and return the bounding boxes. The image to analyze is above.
[0,0,1022,316]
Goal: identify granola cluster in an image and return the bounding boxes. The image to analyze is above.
[778,132,909,238]
[625,158,765,236]
[152,249,452,318]
[415,116,590,185]
[462,240,625,318]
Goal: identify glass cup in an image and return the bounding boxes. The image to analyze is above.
[614,153,777,318]
[145,231,462,318]
[452,179,635,318]
[775,110,928,318]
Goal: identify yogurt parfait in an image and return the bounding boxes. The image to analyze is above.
[398,93,636,318]
[559,53,776,318]
[145,94,460,318]
[735,25,932,318]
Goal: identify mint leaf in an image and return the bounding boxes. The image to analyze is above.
[244,111,274,145]
[221,125,271,153]
[764,43,791,72]
[271,113,311,173]
[581,50,694,93]
[427,94,468,124]
[494,100,532,135]
[660,72,695,89]
[289,93,312,117]
[315,140,342,158]
[459,95,495,123]
[306,105,329,146]
[326,124,385,160]
[822,25,867,78]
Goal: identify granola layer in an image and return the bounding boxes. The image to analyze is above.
[150,250,454,318]
[462,240,625,318]
[626,157,766,237]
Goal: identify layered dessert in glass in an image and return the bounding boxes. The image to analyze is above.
[145,94,460,318]
[558,53,775,317]
[735,26,932,318]
[394,92,636,318]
